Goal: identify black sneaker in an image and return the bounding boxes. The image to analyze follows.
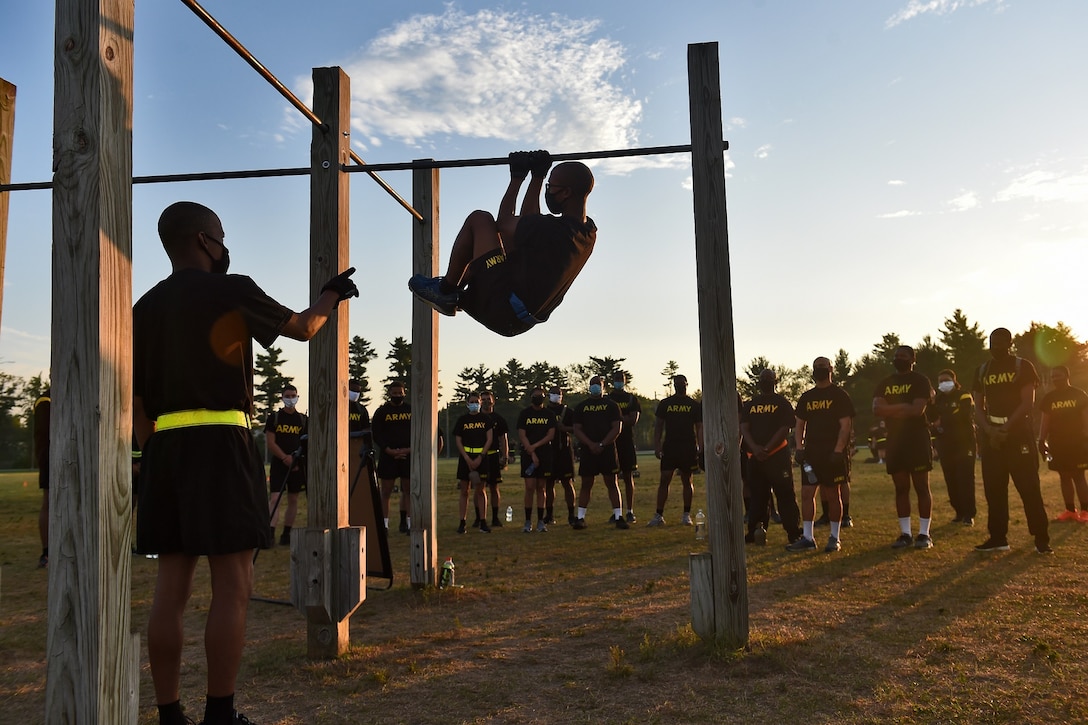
[572,518,588,530]
[962,517,974,526]
[479,520,491,533]
[824,536,841,553]
[568,513,577,526]
[491,518,503,528]
[607,514,618,523]
[625,511,637,524]
[841,515,854,528]
[199,710,255,725]
[975,538,1010,552]
[891,533,913,549]
[1036,541,1054,554]
[615,516,630,530]
[914,533,933,550]
[408,274,458,316]
[457,522,466,535]
[37,554,48,569]
[785,537,816,552]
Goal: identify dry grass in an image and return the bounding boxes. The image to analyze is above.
[3,454,1087,724]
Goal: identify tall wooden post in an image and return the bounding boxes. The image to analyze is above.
[687,42,748,647]
[409,164,440,587]
[0,77,14,327]
[301,66,362,658]
[47,0,137,721]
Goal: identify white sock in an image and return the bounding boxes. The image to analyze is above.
[803,521,814,540]
[406,517,411,529]
[578,506,587,519]
[899,517,912,536]
[384,517,389,528]
[919,517,931,536]
[830,521,841,538]
[613,507,623,519]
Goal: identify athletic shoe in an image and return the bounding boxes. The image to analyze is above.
[681,512,694,526]
[785,537,816,552]
[615,516,630,530]
[607,514,618,523]
[753,526,767,546]
[491,518,504,528]
[891,533,914,549]
[914,534,933,550]
[479,520,491,533]
[457,522,466,534]
[399,520,409,534]
[37,554,48,569]
[523,521,533,533]
[536,520,548,533]
[962,517,975,527]
[567,513,577,526]
[1079,511,1088,523]
[407,274,457,316]
[572,518,588,530]
[975,538,1010,552]
[200,711,256,725]
[769,510,782,524]
[1055,509,1080,523]
[824,536,841,553]
[625,511,637,524]
[647,513,665,527]
[841,515,854,528]
[1036,543,1054,554]
[544,515,556,525]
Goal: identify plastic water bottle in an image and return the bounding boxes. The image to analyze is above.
[695,509,706,540]
[524,461,537,476]
[439,557,455,589]
[802,462,817,485]
[505,505,513,522]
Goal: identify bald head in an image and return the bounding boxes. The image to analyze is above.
[158,201,220,256]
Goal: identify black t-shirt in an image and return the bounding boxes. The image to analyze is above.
[133,269,291,418]
[548,403,575,451]
[929,388,976,452]
[372,401,412,449]
[517,406,558,448]
[796,384,855,455]
[607,389,641,445]
[265,407,307,458]
[655,394,702,449]
[348,400,370,434]
[873,370,933,443]
[454,412,494,452]
[973,356,1039,431]
[574,396,622,442]
[1040,386,1088,447]
[507,214,597,317]
[486,412,509,455]
[740,392,794,446]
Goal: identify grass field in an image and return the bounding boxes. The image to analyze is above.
[2,453,1087,724]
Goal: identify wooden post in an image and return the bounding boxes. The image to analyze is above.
[409,164,440,587]
[687,42,748,648]
[304,66,360,658]
[0,77,14,327]
[47,0,136,722]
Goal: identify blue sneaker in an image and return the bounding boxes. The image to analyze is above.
[408,275,458,316]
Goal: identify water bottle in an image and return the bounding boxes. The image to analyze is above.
[524,461,537,476]
[439,556,455,589]
[505,505,513,522]
[694,509,706,540]
[802,462,817,485]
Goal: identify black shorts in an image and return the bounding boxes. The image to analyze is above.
[458,253,533,337]
[1048,439,1088,472]
[885,431,933,475]
[38,461,49,490]
[548,445,575,479]
[456,456,490,483]
[616,438,638,473]
[136,425,271,555]
[269,461,306,494]
[807,456,848,487]
[661,445,698,474]
[377,454,411,480]
[579,446,619,478]
[521,447,553,478]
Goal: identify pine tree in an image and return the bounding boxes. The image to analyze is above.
[254,346,292,424]
[349,335,378,405]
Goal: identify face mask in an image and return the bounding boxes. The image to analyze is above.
[467,402,481,413]
[613,382,624,390]
[348,391,360,402]
[938,380,955,393]
[812,368,831,382]
[531,394,545,405]
[893,359,912,373]
[549,393,561,404]
[283,396,298,408]
[390,395,405,405]
[544,190,562,214]
[588,384,602,396]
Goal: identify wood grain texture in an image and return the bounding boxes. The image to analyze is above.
[0,77,14,328]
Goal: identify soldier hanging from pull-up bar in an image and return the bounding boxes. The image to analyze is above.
[409,150,596,337]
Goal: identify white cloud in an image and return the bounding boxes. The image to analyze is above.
[995,168,1088,205]
[754,144,771,160]
[887,179,905,186]
[886,0,1004,29]
[877,209,922,218]
[947,190,979,211]
[293,8,643,168]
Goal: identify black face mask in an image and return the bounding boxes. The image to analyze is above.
[204,236,231,274]
[531,394,545,405]
[893,359,912,373]
[544,190,563,214]
[812,368,831,382]
[390,395,405,405]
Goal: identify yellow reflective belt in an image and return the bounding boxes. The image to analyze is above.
[463,446,484,454]
[156,409,250,431]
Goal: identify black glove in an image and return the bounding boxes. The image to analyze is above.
[509,151,532,180]
[529,149,552,178]
[321,267,359,305]
[794,448,805,467]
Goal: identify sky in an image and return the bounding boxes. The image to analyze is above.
[2,0,1087,411]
